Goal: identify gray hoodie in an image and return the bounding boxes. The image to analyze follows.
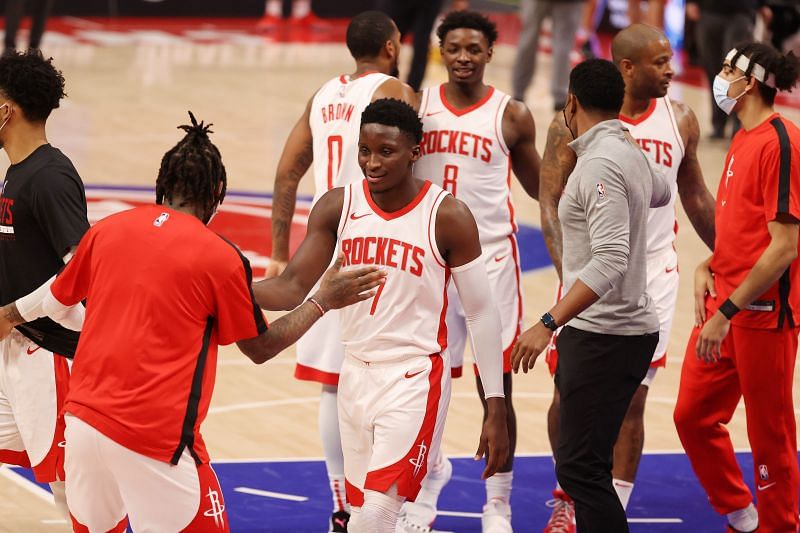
[559,119,671,335]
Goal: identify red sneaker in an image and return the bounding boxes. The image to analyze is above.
[543,490,575,533]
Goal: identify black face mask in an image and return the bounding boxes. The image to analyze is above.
[562,105,576,140]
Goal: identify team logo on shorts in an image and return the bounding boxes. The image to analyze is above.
[596,182,606,200]
[409,442,427,478]
[204,487,226,528]
[759,464,769,481]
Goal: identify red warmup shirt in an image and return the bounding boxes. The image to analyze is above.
[51,205,268,465]
[711,113,800,329]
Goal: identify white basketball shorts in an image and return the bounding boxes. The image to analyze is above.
[447,235,523,377]
[338,352,451,507]
[65,415,229,533]
[0,329,69,482]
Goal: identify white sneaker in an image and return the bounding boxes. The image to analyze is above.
[395,514,434,533]
[396,456,454,532]
[481,498,512,533]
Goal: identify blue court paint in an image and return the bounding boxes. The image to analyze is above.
[11,452,784,531]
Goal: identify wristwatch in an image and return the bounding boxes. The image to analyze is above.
[540,312,558,331]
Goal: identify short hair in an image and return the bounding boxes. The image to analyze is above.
[156,112,227,215]
[436,10,498,47]
[569,59,625,114]
[729,42,800,105]
[611,23,668,66]
[346,11,396,60]
[360,98,423,144]
[0,50,66,122]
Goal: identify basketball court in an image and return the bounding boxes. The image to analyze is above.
[0,14,799,532]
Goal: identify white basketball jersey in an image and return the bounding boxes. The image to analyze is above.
[336,180,451,363]
[620,97,685,258]
[414,85,515,244]
[309,72,392,204]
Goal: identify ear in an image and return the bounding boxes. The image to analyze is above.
[410,143,421,163]
[619,58,634,77]
[744,75,758,94]
[385,39,396,60]
[487,45,493,63]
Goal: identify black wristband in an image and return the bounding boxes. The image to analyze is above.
[718,298,740,320]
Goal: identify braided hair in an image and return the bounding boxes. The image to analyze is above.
[156,111,227,221]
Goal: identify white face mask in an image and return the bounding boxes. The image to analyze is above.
[713,75,746,115]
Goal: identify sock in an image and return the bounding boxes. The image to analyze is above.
[320,385,347,512]
[291,0,311,18]
[49,481,69,520]
[485,471,513,504]
[265,0,281,17]
[727,503,758,532]
[355,489,404,533]
[612,479,634,510]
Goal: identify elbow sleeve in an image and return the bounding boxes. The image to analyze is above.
[451,257,504,399]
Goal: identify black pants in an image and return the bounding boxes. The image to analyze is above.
[554,326,657,532]
[374,0,445,91]
[4,0,54,50]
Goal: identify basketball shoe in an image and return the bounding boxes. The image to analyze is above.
[482,499,512,533]
[543,489,575,533]
[330,510,350,532]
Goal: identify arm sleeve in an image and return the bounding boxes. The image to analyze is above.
[576,158,631,297]
[16,276,85,331]
[30,168,90,258]
[50,228,95,307]
[761,134,800,222]
[214,250,269,346]
[451,256,504,399]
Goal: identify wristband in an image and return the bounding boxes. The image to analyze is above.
[308,298,326,317]
[718,298,740,320]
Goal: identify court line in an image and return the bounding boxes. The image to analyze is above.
[436,510,682,524]
[208,396,320,414]
[233,486,308,502]
[0,465,54,504]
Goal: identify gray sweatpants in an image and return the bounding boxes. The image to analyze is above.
[511,0,585,106]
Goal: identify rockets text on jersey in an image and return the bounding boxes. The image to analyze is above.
[336,180,451,363]
[414,85,515,245]
[619,97,685,258]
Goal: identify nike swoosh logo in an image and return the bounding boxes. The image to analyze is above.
[494,254,508,262]
[758,482,777,491]
[665,265,677,273]
[26,346,40,355]
[425,111,444,117]
[404,370,424,379]
[350,212,371,220]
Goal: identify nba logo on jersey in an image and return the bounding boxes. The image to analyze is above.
[759,464,770,481]
[596,183,606,200]
[153,212,170,227]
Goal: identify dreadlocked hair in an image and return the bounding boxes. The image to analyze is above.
[156,111,227,216]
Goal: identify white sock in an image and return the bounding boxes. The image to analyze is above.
[320,385,348,512]
[291,0,311,18]
[486,471,513,504]
[49,481,69,520]
[265,0,281,17]
[612,479,634,510]
[727,503,758,532]
[353,489,404,533]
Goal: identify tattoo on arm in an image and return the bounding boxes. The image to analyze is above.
[2,303,24,326]
[539,117,576,280]
[271,139,313,263]
[238,301,320,364]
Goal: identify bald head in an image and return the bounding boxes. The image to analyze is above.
[612,24,668,66]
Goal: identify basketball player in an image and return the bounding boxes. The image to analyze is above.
[0,50,85,517]
[253,98,510,533]
[537,24,716,530]
[398,10,540,533]
[265,11,414,530]
[674,44,800,533]
[0,113,385,532]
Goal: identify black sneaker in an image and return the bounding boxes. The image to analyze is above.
[330,510,350,532]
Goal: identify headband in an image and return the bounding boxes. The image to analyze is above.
[725,48,777,88]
